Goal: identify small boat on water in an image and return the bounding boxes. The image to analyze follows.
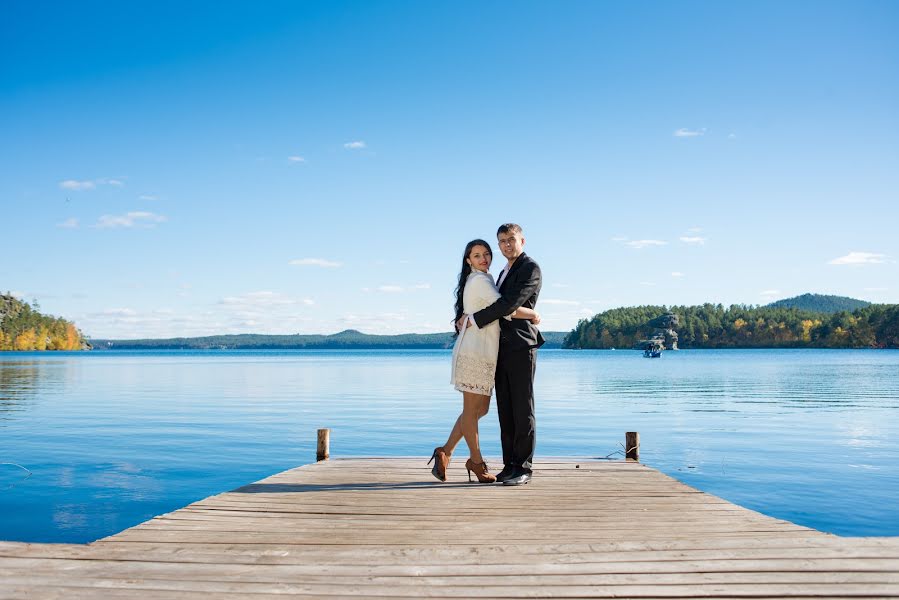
[643,348,662,358]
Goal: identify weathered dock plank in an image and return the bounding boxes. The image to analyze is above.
[1,458,897,598]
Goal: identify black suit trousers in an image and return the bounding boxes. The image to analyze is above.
[495,346,537,472]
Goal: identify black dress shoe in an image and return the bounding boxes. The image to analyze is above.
[495,465,516,483]
[502,471,531,486]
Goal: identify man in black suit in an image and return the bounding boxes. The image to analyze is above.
[458,223,544,486]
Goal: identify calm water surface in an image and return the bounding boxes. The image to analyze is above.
[1,349,897,542]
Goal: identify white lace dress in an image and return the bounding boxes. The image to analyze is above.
[451,271,506,395]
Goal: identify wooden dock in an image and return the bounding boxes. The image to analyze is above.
[2,457,898,598]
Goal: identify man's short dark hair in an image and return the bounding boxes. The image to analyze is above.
[497,223,523,236]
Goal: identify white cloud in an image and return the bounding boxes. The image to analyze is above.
[687,227,703,233]
[679,236,706,245]
[94,211,167,229]
[139,194,158,201]
[344,141,366,149]
[103,308,138,317]
[671,272,685,278]
[220,291,311,308]
[57,217,79,228]
[59,177,126,191]
[674,128,705,137]
[288,156,306,163]
[626,239,668,249]
[828,252,889,266]
[540,299,580,306]
[289,258,343,268]
[370,283,431,293]
[728,133,737,139]
[610,235,628,242]
[59,180,95,191]
[760,290,781,297]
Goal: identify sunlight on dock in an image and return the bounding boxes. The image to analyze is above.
[2,457,898,598]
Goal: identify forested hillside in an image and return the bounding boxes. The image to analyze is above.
[0,294,89,350]
[564,303,899,349]
[766,293,871,313]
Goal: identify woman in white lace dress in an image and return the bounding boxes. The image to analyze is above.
[428,239,539,483]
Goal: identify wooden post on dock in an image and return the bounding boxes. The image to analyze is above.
[316,428,330,461]
[625,431,639,462]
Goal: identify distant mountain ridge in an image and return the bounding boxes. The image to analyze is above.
[91,329,569,350]
[765,293,871,313]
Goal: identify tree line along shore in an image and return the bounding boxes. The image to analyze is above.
[0,293,89,351]
[2,292,897,351]
[564,301,899,350]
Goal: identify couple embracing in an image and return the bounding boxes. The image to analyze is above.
[429,223,544,486]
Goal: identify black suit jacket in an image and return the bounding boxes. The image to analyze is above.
[473,252,545,351]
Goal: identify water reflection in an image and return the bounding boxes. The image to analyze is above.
[0,349,897,541]
[0,361,42,420]
[0,358,78,423]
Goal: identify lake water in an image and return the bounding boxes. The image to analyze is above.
[1,349,897,543]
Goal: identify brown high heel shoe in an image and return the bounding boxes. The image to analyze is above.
[427,447,450,482]
[465,458,496,484]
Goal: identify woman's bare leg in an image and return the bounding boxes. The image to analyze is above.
[461,391,490,463]
[443,415,463,456]
[444,396,489,457]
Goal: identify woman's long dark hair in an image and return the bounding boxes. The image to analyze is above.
[454,239,493,334]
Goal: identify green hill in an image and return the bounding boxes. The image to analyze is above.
[564,302,899,349]
[91,329,569,350]
[0,293,89,350]
[766,293,871,313]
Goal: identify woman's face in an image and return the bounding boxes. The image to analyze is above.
[467,244,492,273]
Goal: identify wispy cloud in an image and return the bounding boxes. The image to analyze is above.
[760,290,781,297]
[671,272,685,278]
[828,252,889,266]
[287,156,306,163]
[94,211,167,229]
[221,291,307,307]
[344,141,366,149]
[103,307,138,317]
[674,128,705,138]
[610,235,629,242]
[139,194,158,201]
[540,299,580,306]
[679,236,706,245]
[362,284,430,294]
[289,258,343,268]
[59,177,125,191]
[59,180,95,191]
[626,239,668,249]
[57,217,79,228]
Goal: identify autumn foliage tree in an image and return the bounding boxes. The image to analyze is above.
[564,303,899,349]
[0,293,88,351]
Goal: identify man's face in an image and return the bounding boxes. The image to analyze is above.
[497,230,525,261]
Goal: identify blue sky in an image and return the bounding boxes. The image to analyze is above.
[2,1,897,338]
